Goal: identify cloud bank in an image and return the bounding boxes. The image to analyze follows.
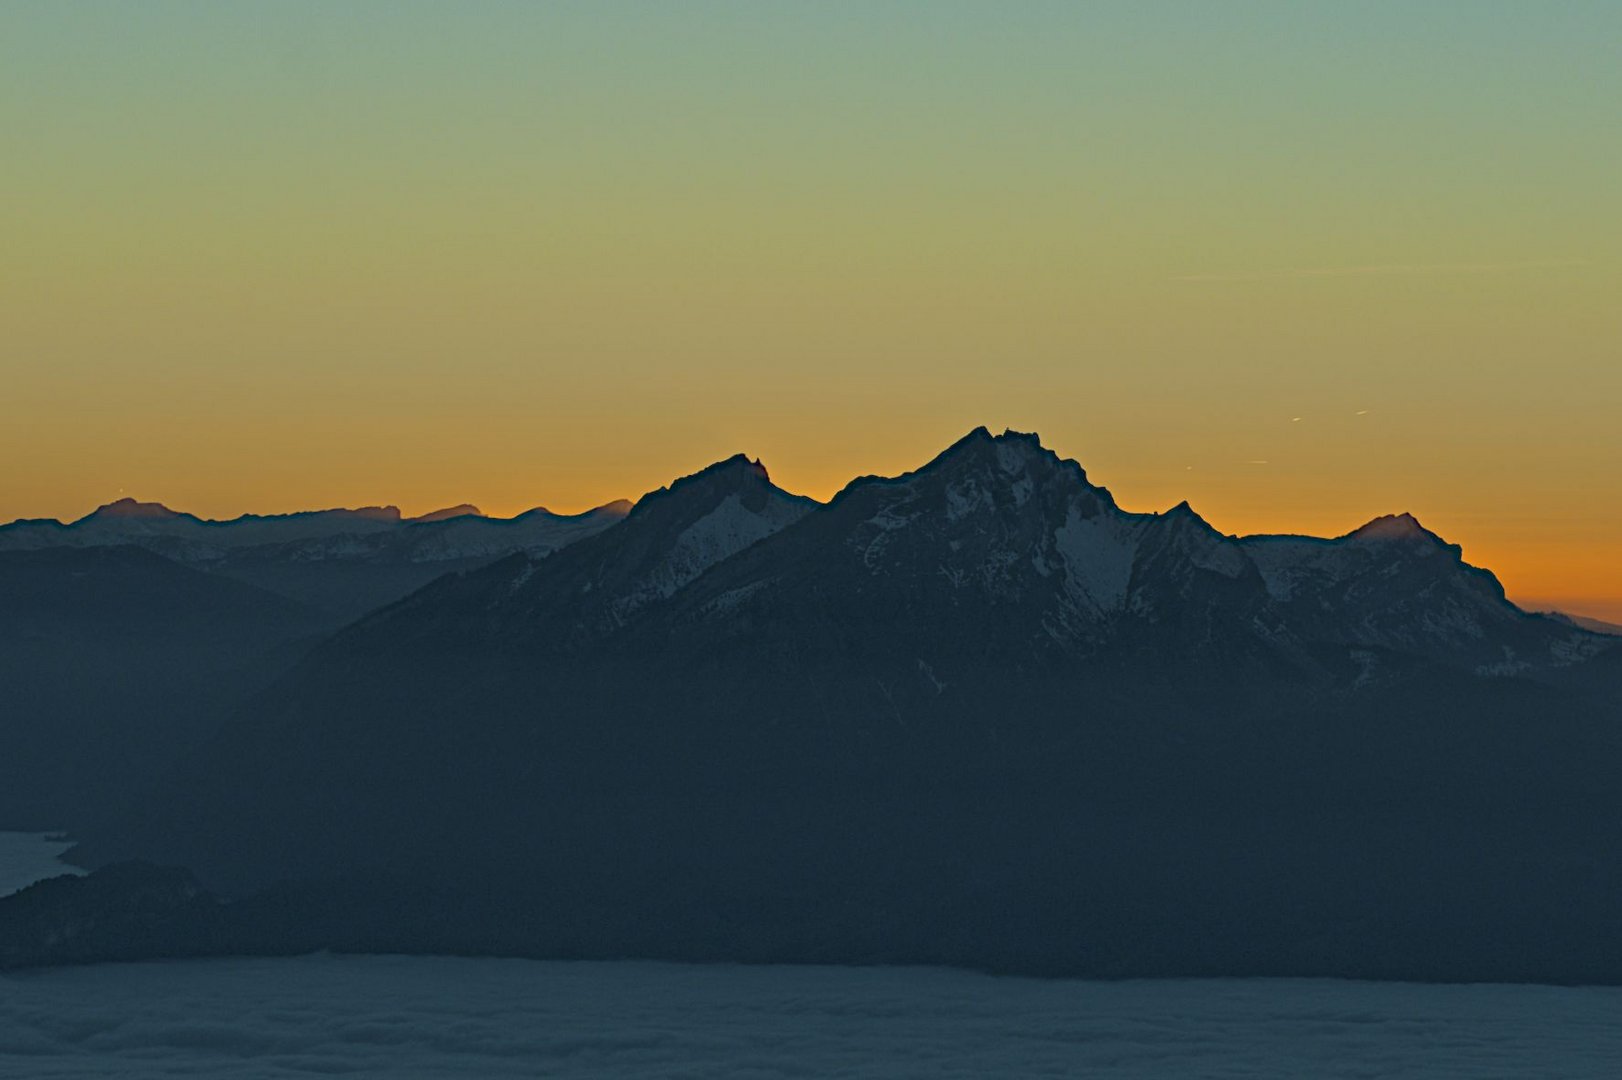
[3,956,1621,1078]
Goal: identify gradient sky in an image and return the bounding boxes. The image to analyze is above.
[3,2,1619,618]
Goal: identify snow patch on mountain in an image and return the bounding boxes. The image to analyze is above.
[701,579,772,616]
[944,478,990,522]
[866,503,920,533]
[1549,633,1609,664]
[1053,505,1138,614]
[660,494,801,599]
[1188,536,1247,579]
[508,560,538,594]
[1243,539,1325,601]
[597,487,813,625]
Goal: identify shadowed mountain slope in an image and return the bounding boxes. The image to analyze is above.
[0,546,328,830]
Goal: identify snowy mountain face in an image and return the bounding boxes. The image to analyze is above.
[361,455,815,645]
[658,429,1307,685]
[763,433,1596,676]
[839,428,1144,616]
[1239,514,1602,674]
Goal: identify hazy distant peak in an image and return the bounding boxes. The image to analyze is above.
[221,505,405,524]
[509,499,635,523]
[83,497,184,522]
[1543,611,1622,637]
[407,504,482,524]
[341,506,404,523]
[1345,512,1444,545]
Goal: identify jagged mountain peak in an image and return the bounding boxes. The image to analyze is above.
[681,453,771,487]
[1163,499,1208,524]
[953,427,1107,494]
[705,452,772,481]
[1146,501,1250,578]
[929,425,1060,469]
[833,427,1116,515]
[630,453,792,520]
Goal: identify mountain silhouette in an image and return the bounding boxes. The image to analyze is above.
[56,429,1622,982]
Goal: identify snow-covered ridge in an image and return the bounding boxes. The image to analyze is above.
[600,456,816,621]
[803,427,1603,669]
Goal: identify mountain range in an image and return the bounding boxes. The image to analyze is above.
[0,496,631,831]
[0,496,632,622]
[1544,610,1622,636]
[15,428,1614,983]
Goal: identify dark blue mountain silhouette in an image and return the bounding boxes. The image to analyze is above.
[15,430,1622,982]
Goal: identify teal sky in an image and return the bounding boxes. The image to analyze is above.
[2,2,1619,616]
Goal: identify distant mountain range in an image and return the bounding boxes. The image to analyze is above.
[0,497,632,621]
[19,427,1616,983]
[0,496,631,831]
[1543,610,1622,636]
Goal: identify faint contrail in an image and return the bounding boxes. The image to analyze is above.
[1172,259,1589,283]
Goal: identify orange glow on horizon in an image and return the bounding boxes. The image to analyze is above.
[3,8,1616,623]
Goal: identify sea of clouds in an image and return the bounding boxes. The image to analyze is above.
[2,955,1620,1078]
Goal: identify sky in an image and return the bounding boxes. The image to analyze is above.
[2,2,1618,618]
